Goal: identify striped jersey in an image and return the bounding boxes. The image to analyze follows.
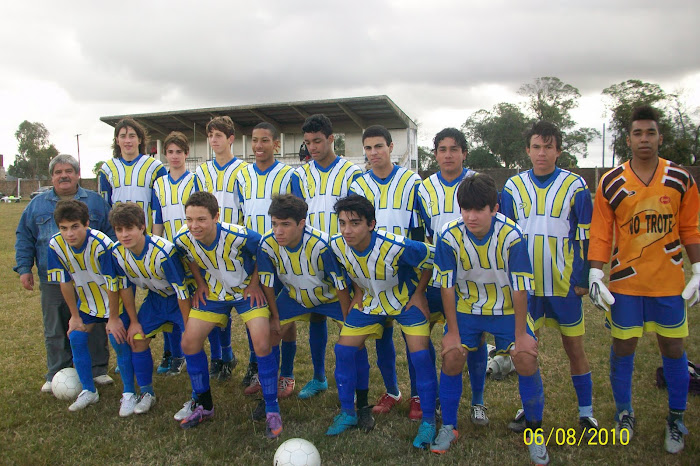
[175,222,261,301]
[98,155,167,231]
[110,235,189,300]
[349,165,422,237]
[501,168,592,297]
[236,160,298,234]
[433,213,534,316]
[292,156,362,235]
[152,171,201,242]
[589,158,700,297]
[47,228,116,318]
[417,168,477,242]
[195,158,248,225]
[330,229,433,316]
[258,225,347,308]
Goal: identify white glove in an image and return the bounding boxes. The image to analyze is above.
[589,268,615,312]
[682,263,700,307]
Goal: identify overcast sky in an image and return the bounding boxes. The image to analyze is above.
[2,0,699,173]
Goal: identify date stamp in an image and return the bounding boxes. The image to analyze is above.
[524,427,631,446]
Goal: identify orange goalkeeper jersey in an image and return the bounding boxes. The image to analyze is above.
[589,158,700,297]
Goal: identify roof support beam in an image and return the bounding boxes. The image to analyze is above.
[337,103,366,130]
[134,118,170,138]
[289,105,310,119]
[170,115,207,139]
[248,109,283,130]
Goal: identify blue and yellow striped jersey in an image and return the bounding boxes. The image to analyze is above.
[433,213,533,316]
[98,155,168,232]
[349,165,422,237]
[152,171,201,242]
[236,160,299,234]
[195,158,248,225]
[47,228,116,318]
[292,156,362,235]
[174,222,261,302]
[501,168,592,297]
[258,225,347,308]
[417,168,477,242]
[330,230,433,316]
[110,235,189,300]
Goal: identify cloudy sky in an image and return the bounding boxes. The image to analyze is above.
[2,0,699,173]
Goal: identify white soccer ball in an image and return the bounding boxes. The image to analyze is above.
[51,367,82,400]
[487,353,516,380]
[273,438,321,466]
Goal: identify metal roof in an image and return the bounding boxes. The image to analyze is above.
[100,95,416,139]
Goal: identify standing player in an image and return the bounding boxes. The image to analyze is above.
[195,116,248,381]
[501,121,597,435]
[174,192,283,438]
[588,105,700,454]
[152,131,200,376]
[237,122,299,397]
[98,118,167,232]
[430,175,548,465]
[349,125,424,418]
[326,195,438,450]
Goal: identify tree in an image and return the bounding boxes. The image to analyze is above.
[333,133,345,157]
[93,161,106,177]
[468,147,502,168]
[417,146,439,173]
[463,103,530,169]
[7,121,59,179]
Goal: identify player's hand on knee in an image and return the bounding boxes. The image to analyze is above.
[106,318,127,344]
[512,332,538,358]
[127,322,146,346]
[589,268,614,311]
[682,263,700,307]
[67,315,86,336]
[441,330,465,358]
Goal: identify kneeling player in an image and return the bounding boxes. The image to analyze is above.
[326,195,438,450]
[430,175,549,465]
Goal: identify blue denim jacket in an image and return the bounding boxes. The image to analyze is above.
[14,186,115,284]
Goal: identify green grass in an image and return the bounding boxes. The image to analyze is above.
[0,200,698,465]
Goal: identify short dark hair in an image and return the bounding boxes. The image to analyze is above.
[109,202,146,231]
[629,105,660,132]
[206,116,235,138]
[457,174,498,211]
[525,121,562,151]
[253,122,280,141]
[54,200,89,226]
[269,194,308,223]
[362,125,392,145]
[163,131,190,154]
[185,191,219,218]
[433,127,468,152]
[334,194,376,226]
[302,114,333,137]
[112,118,148,158]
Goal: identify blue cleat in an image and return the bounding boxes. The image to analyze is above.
[326,411,358,436]
[413,421,436,449]
[298,378,329,399]
[157,353,172,374]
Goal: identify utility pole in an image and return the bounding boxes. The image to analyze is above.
[602,123,605,167]
[75,134,82,171]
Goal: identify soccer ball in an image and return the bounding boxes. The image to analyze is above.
[51,367,82,400]
[273,438,321,466]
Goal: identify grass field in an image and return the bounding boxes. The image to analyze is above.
[1,200,698,465]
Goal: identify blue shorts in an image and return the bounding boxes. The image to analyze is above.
[426,286,446,324]
[191,296,264,327]
[341,305,430,339]
[528,295,585,337]
[607,293,687,339]
[276,289,343,325]
[451,313,536,355]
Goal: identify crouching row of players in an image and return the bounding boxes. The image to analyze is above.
[48,177,546,462]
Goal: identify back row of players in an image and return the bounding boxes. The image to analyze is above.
[49,108,700,463]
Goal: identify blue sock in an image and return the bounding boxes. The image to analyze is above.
[572,372,593,418]
[440,371,462,428]
[663,352,689,412]
[185,350,210,395]
[131,349,154,395]
[69,330,95,392]
[208,328,222,360]
[410,349,437,424]
[518,370,545,424]
[403,333,418,397]
[375,326,399,396]
[258,352,279,414]
[280,341,297,378]
[355,347,370,391]
[309,320,328,381]
[109,335,135,394]
[220,320,233,363]
[163,332,172,354]
[246,329,257,364]
[335,344,358,415]
[610,347,634,415]
[468,344,487,406]
[169,326,183,359]
[272,344,280,370]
